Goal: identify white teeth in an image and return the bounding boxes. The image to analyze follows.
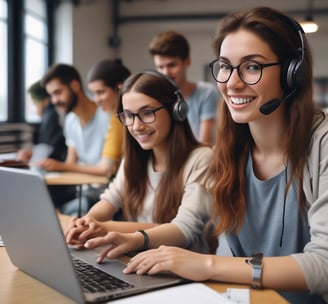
[231,97,253,104]
[135,133,150,141]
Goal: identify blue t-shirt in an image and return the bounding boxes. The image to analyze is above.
[64,107,109,164]
[186,81,220,140]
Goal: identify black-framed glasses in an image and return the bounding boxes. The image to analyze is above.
[116,105,166,126]
[209,59,281,85]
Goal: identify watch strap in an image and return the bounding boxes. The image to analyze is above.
[245,252,263,289]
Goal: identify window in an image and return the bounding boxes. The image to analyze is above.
[24,0,48,122]
[0,0,8,121]
[1,0,52,123]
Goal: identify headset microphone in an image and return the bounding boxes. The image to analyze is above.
[259,98,281,115]
[259,89,296,115]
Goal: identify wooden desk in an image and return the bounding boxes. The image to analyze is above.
[206,282,288,303]
[0,214,288,304]
[45,172,109,187]
[45,172,109,217]
[0,247,288,304]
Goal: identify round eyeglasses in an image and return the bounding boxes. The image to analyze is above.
[116,105,165,126]
[209,59,281,85]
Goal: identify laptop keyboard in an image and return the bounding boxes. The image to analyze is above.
[72,256,134,293]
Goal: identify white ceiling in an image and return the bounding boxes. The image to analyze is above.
[118,0,328,33]
[120,0,328,13]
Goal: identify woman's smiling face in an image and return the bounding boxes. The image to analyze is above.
[88,80,118,113]
[218,29,284,123]
[122,91,171,152]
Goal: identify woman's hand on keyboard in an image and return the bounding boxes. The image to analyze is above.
[84,231,145,262]
[65,216,107,248]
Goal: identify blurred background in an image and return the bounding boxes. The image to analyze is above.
[1,0,327,127]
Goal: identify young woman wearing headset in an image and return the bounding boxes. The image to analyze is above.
[65,70,213,253]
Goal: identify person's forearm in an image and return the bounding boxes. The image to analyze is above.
[86,200,159,235]
[199,119,215,145]
[207,255,307,291]
[146,223,188,249]
[101,221,158,234]
[86,200,116,221]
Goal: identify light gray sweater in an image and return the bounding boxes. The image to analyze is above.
[292,111,328,302]
[101,146,214,252]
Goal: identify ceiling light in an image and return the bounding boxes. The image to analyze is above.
[300,0,319,33]
[300,18,319,33]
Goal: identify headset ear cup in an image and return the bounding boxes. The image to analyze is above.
[281,56,306,91]
[278,16,307,93]
[143,69,189,121]
[280,58,294,90]
[173,92,188,122]
[286,58,299,89]
[293,54,307,89]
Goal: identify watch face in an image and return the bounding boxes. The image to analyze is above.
[251,253,263,266]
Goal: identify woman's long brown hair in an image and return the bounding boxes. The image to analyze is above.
[117,72,202,223]
[207,7,315,236]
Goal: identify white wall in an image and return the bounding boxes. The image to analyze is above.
[55,1,116,88]
[55,0,328,87]
[55,2,73,64]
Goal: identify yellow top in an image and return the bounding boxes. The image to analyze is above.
[101,114,124,162]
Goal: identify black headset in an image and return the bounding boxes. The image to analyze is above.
[143,70,189,122]
[280,16,307,92]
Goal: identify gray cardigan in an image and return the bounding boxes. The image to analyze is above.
[292,111,328,301]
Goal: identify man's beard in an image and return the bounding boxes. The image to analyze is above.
[66,89,78,113]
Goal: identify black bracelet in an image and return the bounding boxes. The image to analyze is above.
[137,230,149,250]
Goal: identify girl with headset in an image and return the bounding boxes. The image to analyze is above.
[65,71,213,253]
[78,7,328,303]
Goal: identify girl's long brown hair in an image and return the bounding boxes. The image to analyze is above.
[207,7,315,236]
[117,72,202,223]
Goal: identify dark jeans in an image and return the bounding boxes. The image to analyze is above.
[48,185,77,209]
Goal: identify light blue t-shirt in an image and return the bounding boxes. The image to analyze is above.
[186,81,220,140]
[227,156,310,257]
[64,107,109,164]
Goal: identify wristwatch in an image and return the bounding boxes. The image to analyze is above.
[245,252,263,289]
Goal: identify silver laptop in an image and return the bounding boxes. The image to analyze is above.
[0,167,185,303]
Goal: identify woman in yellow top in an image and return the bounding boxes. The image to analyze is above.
[86,59,131,178]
